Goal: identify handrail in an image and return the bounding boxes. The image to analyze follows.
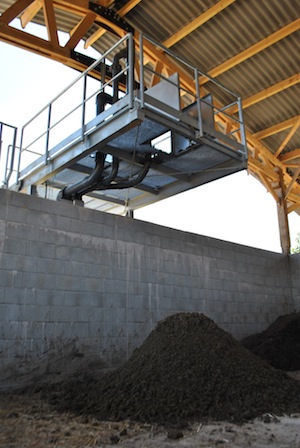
[16,32,247,190]
[0,121,18,188]
[17,33,133,183]
[139,34,247,155]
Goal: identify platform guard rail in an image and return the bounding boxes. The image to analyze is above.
[0,122,18,188]
[8,33,246,193]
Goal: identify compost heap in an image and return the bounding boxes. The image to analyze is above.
[52,313,300,424]
[242,311,300,371]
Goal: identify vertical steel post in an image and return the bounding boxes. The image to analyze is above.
[17,126,25,185]
[45,103,52,165]
[81,74,87,141]
[5,127,17,186]
[139,34,144,108]
[128,33,134,109]
[194,68,203,137]
[237,96,247,159]
[0,123,3,161]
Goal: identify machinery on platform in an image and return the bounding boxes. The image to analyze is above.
[1,33,247,215]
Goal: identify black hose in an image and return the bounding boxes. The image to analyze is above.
[57,152,105,201]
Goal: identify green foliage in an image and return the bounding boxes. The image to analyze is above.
[291,232,300,254]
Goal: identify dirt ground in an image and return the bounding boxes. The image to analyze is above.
[0,390,300,448]
[1,313,299,447]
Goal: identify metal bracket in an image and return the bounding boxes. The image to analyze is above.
[89,2,134,34]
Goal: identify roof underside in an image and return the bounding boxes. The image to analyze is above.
[0,0,299,222]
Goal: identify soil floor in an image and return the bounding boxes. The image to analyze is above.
[1,313,299,447]
[1,388,300,448]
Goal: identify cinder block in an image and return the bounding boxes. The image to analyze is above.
[49,305,77,323]
[0,270,13,288]
[105,307,126,323]
[6,204,27,224]
[5,222,37,241]
[2,253,36,272]
[78,306,103,323]
[27,240,55,259]
[25,209,58,229]
[0,304,21,321]
[3,238,27,256]
[89,321,105,337]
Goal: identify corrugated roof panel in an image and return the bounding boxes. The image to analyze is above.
[126,0,218,43]
[215,35,300,99]
[263,127,300,155]
[243,84,300,135]
[166,0,299,72]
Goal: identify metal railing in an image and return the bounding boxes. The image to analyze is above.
[17,33,134,182]
[139,33,247,154]
[16,32,247,187]
[0,122,18,188]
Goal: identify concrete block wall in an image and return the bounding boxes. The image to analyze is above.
[290,253,300,309]
[0,189,296,382]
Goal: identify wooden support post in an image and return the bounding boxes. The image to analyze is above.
[276,168,291,254]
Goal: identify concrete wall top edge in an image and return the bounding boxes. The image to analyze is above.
[1,188,284,258]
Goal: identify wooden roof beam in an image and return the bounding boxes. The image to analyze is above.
[0,0,34,24]
[117,0,142,16]
[84,0,141,48]
[200,18,300,84]
[285,166,300,199]
[162,0,236,48]
[0,20,68,59]
[280,148,300,163]
[253,116,300,140]
[228,73,300,114]
[20,0,43,28]
[65,11,97,49]
[43,0,59,46]
[274,117,300,158]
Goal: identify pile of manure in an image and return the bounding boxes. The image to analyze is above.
[50,313,300,424]
[242,311,300,371]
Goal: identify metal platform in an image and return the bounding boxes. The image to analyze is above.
[9,34,247,214]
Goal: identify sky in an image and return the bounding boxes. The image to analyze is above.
[0,21,299,253]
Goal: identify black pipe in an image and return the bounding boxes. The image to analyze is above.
[57,44,141,203]
[99,155,119,186]
[112,47,128,103]
[57,151,105,201]
[99,158,151,190]
[96,92,113,115]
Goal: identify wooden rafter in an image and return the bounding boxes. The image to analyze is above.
[285,166,300,199]
[200,18,300,84]
[84,0,141,48]
[274,118,300,158]
[149,60,164,87]
[162,0,236,48]
[117,0,142,16]
[0,0,33,24]
[84,27,106,49]
[43,0,59,46]
[253,116,300,140]
[65,11,96,49]
[228,73,300,114]
[280,148,300,163]
[20,0,43,28]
